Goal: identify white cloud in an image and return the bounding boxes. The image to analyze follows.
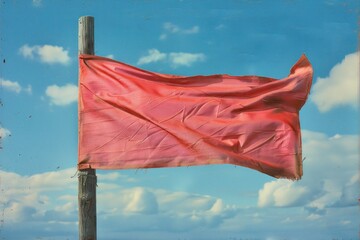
[19,44,70,65]
[169,52,205,67]
[1,168,76,192]
[311,52,359,112]
[258,130,359,219]
[97,188,237,233]
[0,168,77,225]
[0,163,357,239]
[32,0,42,7]
[160,22,199,40]
[307,213,322,221]
[45,83,78,106]
[0,167,239,237]
[0,78,32,94]
[137,49,167,65]
[0,127,11,139]
[163,22,181,33]
[1,128,357,238]
[124,188,158,214]
[163,22,199,34]
[37,45,70,64]
[19,44,35,58]
[137,49,205,67]
[258,180,309,207]
[0,78,21,93]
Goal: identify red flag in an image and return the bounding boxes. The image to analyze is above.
[78,54,312,179]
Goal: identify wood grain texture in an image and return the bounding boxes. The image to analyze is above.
[78,16,97,240]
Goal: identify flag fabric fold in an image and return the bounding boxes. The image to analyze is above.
[78,54,312,179]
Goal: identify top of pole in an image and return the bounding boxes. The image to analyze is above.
[78,16,94,55]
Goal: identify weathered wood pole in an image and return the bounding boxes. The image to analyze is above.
[78,16,97,240]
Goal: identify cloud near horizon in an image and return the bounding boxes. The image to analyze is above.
[45,83,78,106]
[258,130,358,221]
[0,167,239,238]
[0,130,357,239]
[311,52,359,112]
[19,44,70,65]
[137,49,205,67]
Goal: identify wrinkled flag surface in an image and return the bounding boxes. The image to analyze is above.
[78,54,312,179]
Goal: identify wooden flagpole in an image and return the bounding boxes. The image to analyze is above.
[78,16,97,240]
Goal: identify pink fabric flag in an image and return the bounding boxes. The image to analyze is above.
[78,54,312,179]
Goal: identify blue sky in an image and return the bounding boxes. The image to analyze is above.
[0,0,359,239]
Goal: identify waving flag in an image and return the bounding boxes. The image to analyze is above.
[78,54,312,179]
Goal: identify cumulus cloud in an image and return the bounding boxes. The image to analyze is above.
[97,187,237,233]
[311,52,359,112]
[169,52,205,67]
[19,44,70,65]
[0,78,21,93]
[45,83,78,106]
[160,22,199,40]
[1,162,357,239]
[0,78,32,94]
[258,180,309,207]
[124,188,159,214]
[137,49,205,67]
[137,49,167,65]
[0,166,241,238]
[1,128,357,238]
[258,130,359,219]
[0,168,77,225]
